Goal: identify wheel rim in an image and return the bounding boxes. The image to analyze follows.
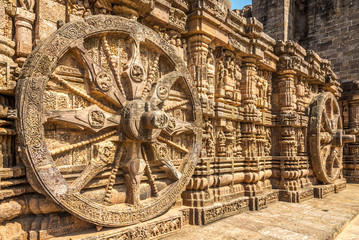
[309,92,343,184]
[17,15,202,227]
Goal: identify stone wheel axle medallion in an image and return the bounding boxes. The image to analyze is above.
[309,92,354,184]
[17,16,202,227]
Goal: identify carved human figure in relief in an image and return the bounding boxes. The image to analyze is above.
[224,58,235,99]
[19,0,35,12]
[204,118,215,157]
[207,51,215,109]
[256,71,268,108]
[234,61,242,103]
[217,130,226,156]
[264,128,271,156]
[217,60,225,90]
[198,51,209,109]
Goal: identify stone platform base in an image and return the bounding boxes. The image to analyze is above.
[279,187,314,203]
[52,184,358,240]
[345,175,359,183]
[249,190,279,210]
[189,197,250,225]
[313,179,346,198]
[189,190,279,225]
[54,209,187,240]
[162,184,359,240]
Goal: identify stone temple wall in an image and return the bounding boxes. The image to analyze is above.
[0,0,354,239]
[252,0,359,185]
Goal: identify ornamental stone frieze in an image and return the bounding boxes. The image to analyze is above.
[0,0,355,239]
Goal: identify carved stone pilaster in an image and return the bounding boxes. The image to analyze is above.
[188,34,213,115]
[241,57,258,122]
[14,7,35,66]
[278,70,297,157]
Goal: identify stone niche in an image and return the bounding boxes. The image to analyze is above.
[0,0,354,239]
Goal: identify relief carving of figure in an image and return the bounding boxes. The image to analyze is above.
[264,128,271,156]
[217,130,226,156]
[224,58,235,99]
[207,51,215,108]
[204,118,215,157]
[19,0,35,12]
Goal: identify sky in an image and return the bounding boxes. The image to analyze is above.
[231,0,252,9]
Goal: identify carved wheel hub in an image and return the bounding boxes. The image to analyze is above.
[309,92,355,184]
[121,100,168,141]
[16,16,201,227]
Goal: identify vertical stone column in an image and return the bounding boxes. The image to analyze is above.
[15,7,35,66]
[277,70,297,192]
[278,70,297,158]
[183,34,214,213]
[241,57,260,198]
[276,69,313,202]
[187,34,212,114]
[343,99,359,183]
[0,1,17,199]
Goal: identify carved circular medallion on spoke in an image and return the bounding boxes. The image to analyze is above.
[157,86,169,100]
[130,65,145,82]
[17,15,201,227]
[89,110,105,129]
[96,71,112,92]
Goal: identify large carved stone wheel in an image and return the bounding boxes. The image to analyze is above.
[309,92,353,184]
[16,15,201,227]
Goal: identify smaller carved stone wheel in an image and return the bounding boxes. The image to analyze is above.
[309,92,354,184]
[17,16,201,227]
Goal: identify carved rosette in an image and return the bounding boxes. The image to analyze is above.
[309,92,355,184]
[16,15,201,227]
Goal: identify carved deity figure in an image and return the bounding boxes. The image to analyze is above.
[296,80,306,112]
[224,59,235,99]
[93,0,112,14]
[298,130,305,153]
[217,131,226,156]
[234,62,242,86]
[256,71,269,108]
[204,118,215,157]
[70,0,92,17]
[207,52,215,106]
[235,125,242,157]
[217,60,225,89]
[264,128,271,156]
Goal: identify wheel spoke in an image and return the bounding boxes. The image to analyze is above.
[320,143,332,168]
[50,130,117,156]
[122,37,146,100]
[163,99,190,112]
[159,154,181,181]
[141,146,159,197]
[322,111,332,133]
[157,136,189,154]
[103,145,125,204]
[326,147,340,178]
[45,105,120,132]
[70,164,107,192]
[101,35,126,97]
[70,39,127,108]
[52,74,117,114]
[150,70,182,106]
[164,117,195,136]
[122,142,147,206]
[150,143,181,181]
[141,53,160,100]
